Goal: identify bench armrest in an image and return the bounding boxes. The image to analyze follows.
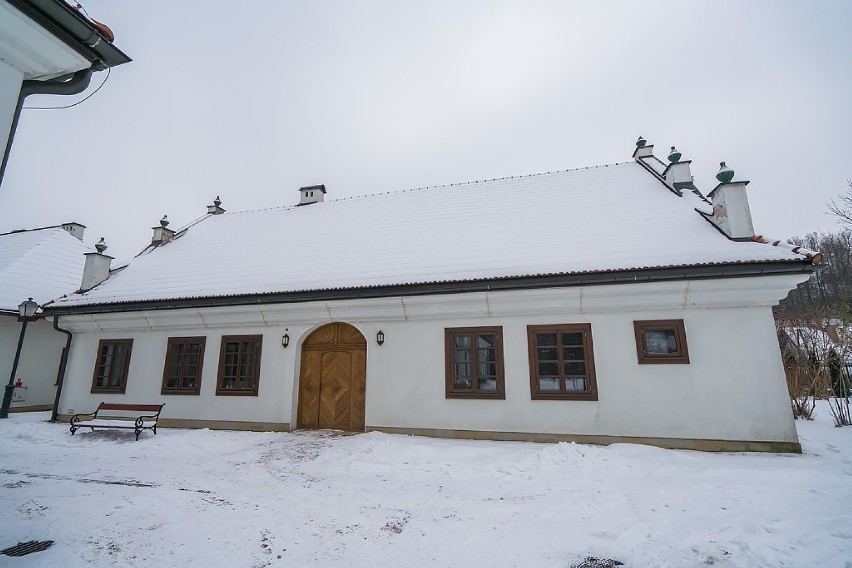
[70,411,96,425]
[134,413,161,426]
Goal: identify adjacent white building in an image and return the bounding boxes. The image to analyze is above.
[0,222,89,411]
[45,140,818,452]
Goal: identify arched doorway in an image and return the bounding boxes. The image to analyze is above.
[296,322,367,431]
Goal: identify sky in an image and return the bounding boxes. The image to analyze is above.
[1,0,851,263]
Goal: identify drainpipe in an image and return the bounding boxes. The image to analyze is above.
[0,68,94,186]
[50,315,73,423]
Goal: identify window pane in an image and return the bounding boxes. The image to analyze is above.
[478,377,498,390]
[478,363,496,377]
[565,376,586,391]
[454,335,471,349]
[563,347,583,361]
[562,332,583,346]
[565,362,585,375]
[645,329,677,354]
[454,376,472,390]
[455,363,471,378]
[477,334,496,348]
[455,349,471,362]
[478,348,495,362]
[539,377,561,391]
[537,347,558,360]
[536,333,557,346]
[539,362,559,375]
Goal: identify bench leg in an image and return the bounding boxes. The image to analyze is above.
[70,426,76,435]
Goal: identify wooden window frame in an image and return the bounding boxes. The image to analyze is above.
[527,324,598,401]
[445,326,505,399]
[91,339,133,394]
[633,319,690,364]
[161,337,206,395]
[216,335,263,396]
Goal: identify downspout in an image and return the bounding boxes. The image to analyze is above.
[50,315,73,423]
[0,68,93,186]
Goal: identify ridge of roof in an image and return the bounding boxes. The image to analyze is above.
[221,161,634,217]
[0,223,78,237]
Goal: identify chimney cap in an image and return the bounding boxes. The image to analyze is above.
[716,162,735,184]
[668,146,682,163]
[214,195,221,207]
[160,215,170,228]
[636,135,647,148]
[95,237,108,254]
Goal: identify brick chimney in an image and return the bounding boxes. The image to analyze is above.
[298,184,326,205]
[60,222,85,241]
[151,215,175,245]
[81,238,112,291]
[707,162,755,240]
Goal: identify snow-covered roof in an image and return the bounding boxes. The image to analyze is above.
[53,161,814,308]
[0,226,90,312]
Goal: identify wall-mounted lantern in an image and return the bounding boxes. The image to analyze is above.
[376,330,385,346]
[282,333,290,348]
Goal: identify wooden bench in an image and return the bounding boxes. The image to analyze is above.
[70,403,165,441]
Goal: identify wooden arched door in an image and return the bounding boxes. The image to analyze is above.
[297,323,367,431]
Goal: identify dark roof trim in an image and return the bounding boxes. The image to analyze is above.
[8,0,131,70]
[44,261,816,315]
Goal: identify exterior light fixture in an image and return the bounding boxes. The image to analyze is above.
[282,333,290,348]
[1,297,39,419]
[376,330,385,346]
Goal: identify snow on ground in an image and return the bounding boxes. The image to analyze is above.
[1,405,850,567]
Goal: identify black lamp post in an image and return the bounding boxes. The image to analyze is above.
[1,297,39,419]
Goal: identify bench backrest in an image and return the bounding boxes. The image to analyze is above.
[97,403,164,413]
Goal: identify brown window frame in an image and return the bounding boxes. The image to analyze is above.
[161,337,207,395]
[527,324,598,401]
[216,335,263,396]
[634,319,690,364]
[445,326,505,399]
[91,339,133,394]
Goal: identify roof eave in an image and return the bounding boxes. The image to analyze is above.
[44,260,817,315]
[8,0,132,70]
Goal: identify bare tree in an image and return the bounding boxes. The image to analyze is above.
[828,179,852,227]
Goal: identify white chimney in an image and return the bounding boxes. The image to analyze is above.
[151,215,175,245]
[298,184,326,205]
[60,222,85,241]
[662,147,694,190]
[207,196,225,215]
[707,162,755,240]
[632,136,654,159]
[81,238,112,291]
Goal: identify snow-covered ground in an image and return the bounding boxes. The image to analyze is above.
[1,405,850,568]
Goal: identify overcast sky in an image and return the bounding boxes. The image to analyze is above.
[1,0,851,262]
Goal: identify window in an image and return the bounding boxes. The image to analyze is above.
[633,319,689,364]
[445,327,505,399]
[91,339,133,393]
[161,337,206,395]
[527,324,597,400]
[216,335,262,395]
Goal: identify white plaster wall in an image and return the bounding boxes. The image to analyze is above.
[366,306,796,443]
[0,316,65,409]
[54,276,801,443]
[0,60,24,169]
[59,325,298,422]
